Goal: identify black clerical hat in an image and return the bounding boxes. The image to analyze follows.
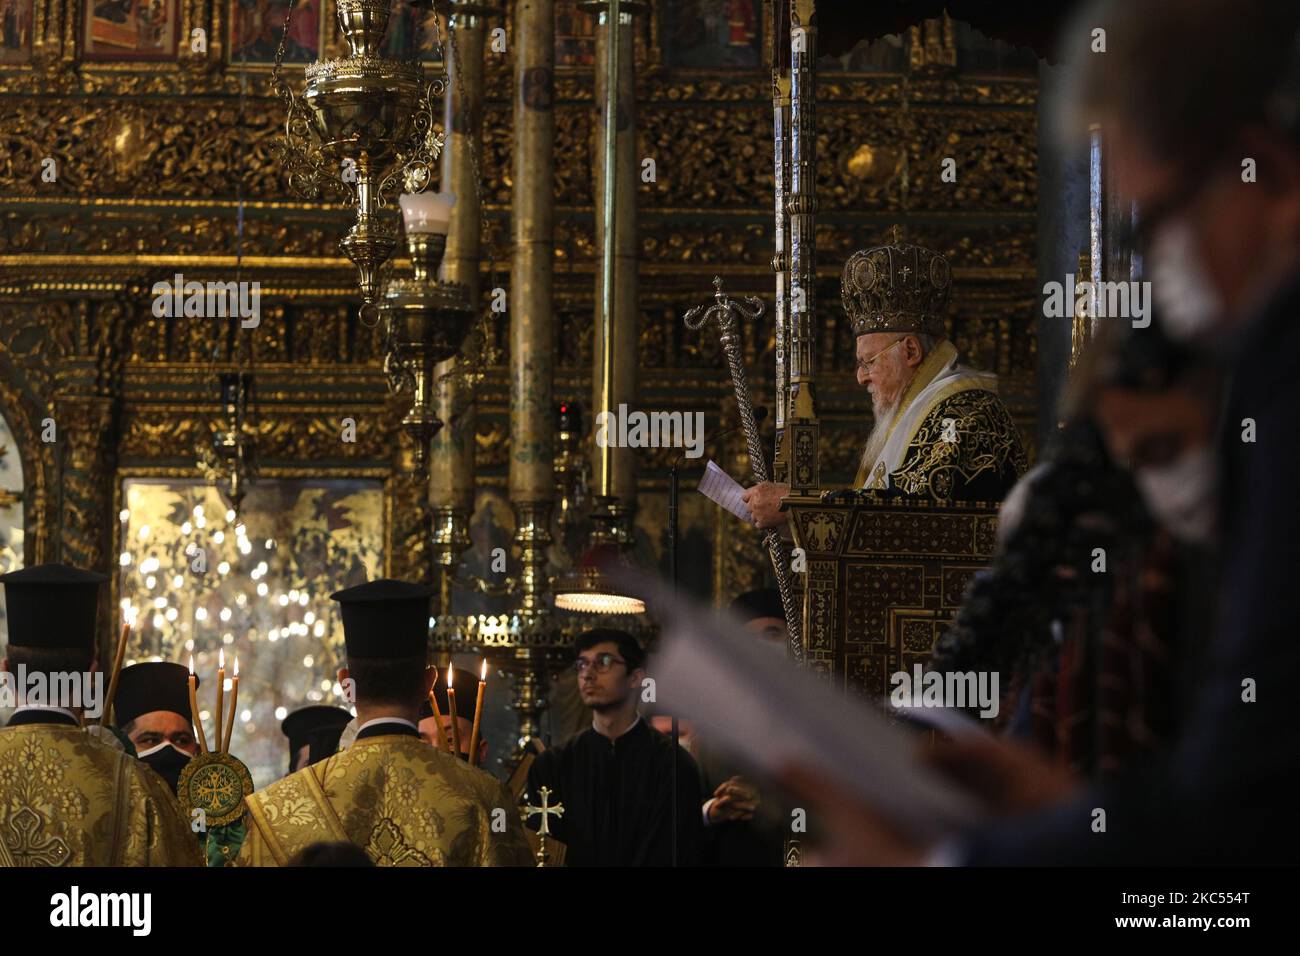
[281,705,352,774]
[114,661,196,728]
[329,578,435,659]
[729,588,784,622]
[419,666,481,723]
[0,563,107,650]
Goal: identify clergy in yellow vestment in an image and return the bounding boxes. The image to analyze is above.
[238,729,531,866]
[0,719,202,866]
[0,564,201,867]
[236,579,531,867]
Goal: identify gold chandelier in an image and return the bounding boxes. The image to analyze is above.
[273,0,446,311]
[273,1,481,460]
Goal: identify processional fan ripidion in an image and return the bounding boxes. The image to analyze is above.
[272,0,477,465]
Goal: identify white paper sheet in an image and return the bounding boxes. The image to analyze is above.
[622,571,985,842]
[697,460,753,524]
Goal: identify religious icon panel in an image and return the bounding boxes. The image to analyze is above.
[229,0,320,64]
[83,0,179,60]
[661,0,760,70]
[555,0,595,69]
[380,0,443,62]
[0,0,32,65]
[117,477,384,789]
[0,410,24,710]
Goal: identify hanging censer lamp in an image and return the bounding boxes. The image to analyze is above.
[380,186,475,466]
[274,1,473,463]
[273,0,443,309]
[196,372,258,517]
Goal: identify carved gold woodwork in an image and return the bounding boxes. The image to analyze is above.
[0,3,1039,617]
[785,494,999,693]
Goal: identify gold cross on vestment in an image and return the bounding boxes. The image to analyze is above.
[523,786,565,837]
[7,806,71,867]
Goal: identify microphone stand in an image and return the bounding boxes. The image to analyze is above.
[666,409,765,867]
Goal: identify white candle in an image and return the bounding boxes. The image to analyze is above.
[399,191,457,235]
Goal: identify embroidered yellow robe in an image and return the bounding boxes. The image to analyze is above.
[236,735,533,866]
[0,724,202,867]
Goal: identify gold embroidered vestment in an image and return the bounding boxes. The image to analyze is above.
[236,735,532,866]
[0,724,202,867]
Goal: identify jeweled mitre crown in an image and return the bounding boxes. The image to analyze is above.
[840,230,951,338]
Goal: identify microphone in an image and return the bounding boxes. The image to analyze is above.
[709,404,767,445]
[674,406,767,469]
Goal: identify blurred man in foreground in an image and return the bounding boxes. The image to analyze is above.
[783,0,1300,865]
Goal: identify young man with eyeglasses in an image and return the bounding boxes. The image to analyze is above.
[525,628,703,866]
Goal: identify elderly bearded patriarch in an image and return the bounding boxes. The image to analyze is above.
[743,233,1027,529]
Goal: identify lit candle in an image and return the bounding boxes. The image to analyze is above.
[426,668,448,753]
[188,655,209,753]
[100,619,131,727]
[214,648,226,753]
[222,656,239,755]
[467,659,486,767]
[446,663,462,758]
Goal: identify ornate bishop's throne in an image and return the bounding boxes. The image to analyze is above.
[784,495,998,695]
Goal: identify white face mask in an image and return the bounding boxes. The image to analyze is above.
[1147,219,1224,343]
[1134,445,1217,544]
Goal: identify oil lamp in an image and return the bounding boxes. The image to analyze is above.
[273,0,446,311]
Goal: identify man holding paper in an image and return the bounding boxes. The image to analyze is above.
[743,234,1027,529]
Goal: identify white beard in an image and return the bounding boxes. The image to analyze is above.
[860,392,900,475]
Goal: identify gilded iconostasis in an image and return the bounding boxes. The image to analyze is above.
[0,0,1039,757]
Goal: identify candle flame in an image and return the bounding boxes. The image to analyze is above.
[480,659,487,681]
[234,656,239,677]
[447,662,454,684]
[219,648,225,668]
[188,654,194,675]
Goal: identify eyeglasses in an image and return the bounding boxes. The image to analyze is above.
[574,653,627,675]
[855,337,906,374]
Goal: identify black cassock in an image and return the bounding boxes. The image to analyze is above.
[527,718,703,866]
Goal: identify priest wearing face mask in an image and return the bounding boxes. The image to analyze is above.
[1090,340,1221,551]
[0,565,200,866]
[114,661,200,795]
[743,234,1028,528]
